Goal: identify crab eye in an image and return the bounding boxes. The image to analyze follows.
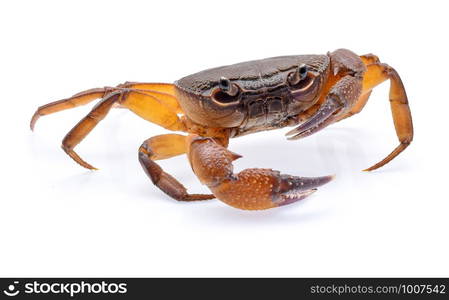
[219,77,231,92]
[288,64,309,86]
[212,77,240,105]
[218,76,239,96]
[298,64,308,79]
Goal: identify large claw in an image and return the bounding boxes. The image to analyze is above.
[208,168,335,210]
[189,136,335,210]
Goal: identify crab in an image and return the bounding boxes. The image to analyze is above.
[30,49,413,210]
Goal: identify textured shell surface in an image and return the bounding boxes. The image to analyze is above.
[175,55,329,96]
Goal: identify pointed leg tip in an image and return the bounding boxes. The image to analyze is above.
[30,112,40,131]
[81,162,99,171]
[78,162,99,171]
[363,166,378,172]
[63,148,99,171]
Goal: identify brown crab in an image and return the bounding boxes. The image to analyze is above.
[30,49,413,210]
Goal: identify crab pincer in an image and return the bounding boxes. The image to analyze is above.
[285,97,341,140]
[187,135,334,210]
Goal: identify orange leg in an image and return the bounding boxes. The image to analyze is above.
[139,134,214,201]
[359,62,414,171]
[187,135,334,210]
[30,82,179,130]
[31,83,186,169]
[331,55,413,170]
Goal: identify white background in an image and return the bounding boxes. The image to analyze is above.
[1,0,448,277]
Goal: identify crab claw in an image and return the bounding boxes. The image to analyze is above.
[210,169,334,210]
[274,174,335,206]
[188,136,335,210]
[285,97,341,140]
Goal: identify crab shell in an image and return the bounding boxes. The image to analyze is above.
[174,55,330,134]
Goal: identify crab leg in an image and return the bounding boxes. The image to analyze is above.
[32,86,186,170]
[187,135,334,210]
[360,63,413,171]
[30,82,177,130]
[30,88,106,130]
[285,75,363,140]
[139,134,214,201]
[61,92,121,170]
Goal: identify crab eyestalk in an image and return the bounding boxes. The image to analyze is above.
[218,76,239,97]
[287,64,308,86]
